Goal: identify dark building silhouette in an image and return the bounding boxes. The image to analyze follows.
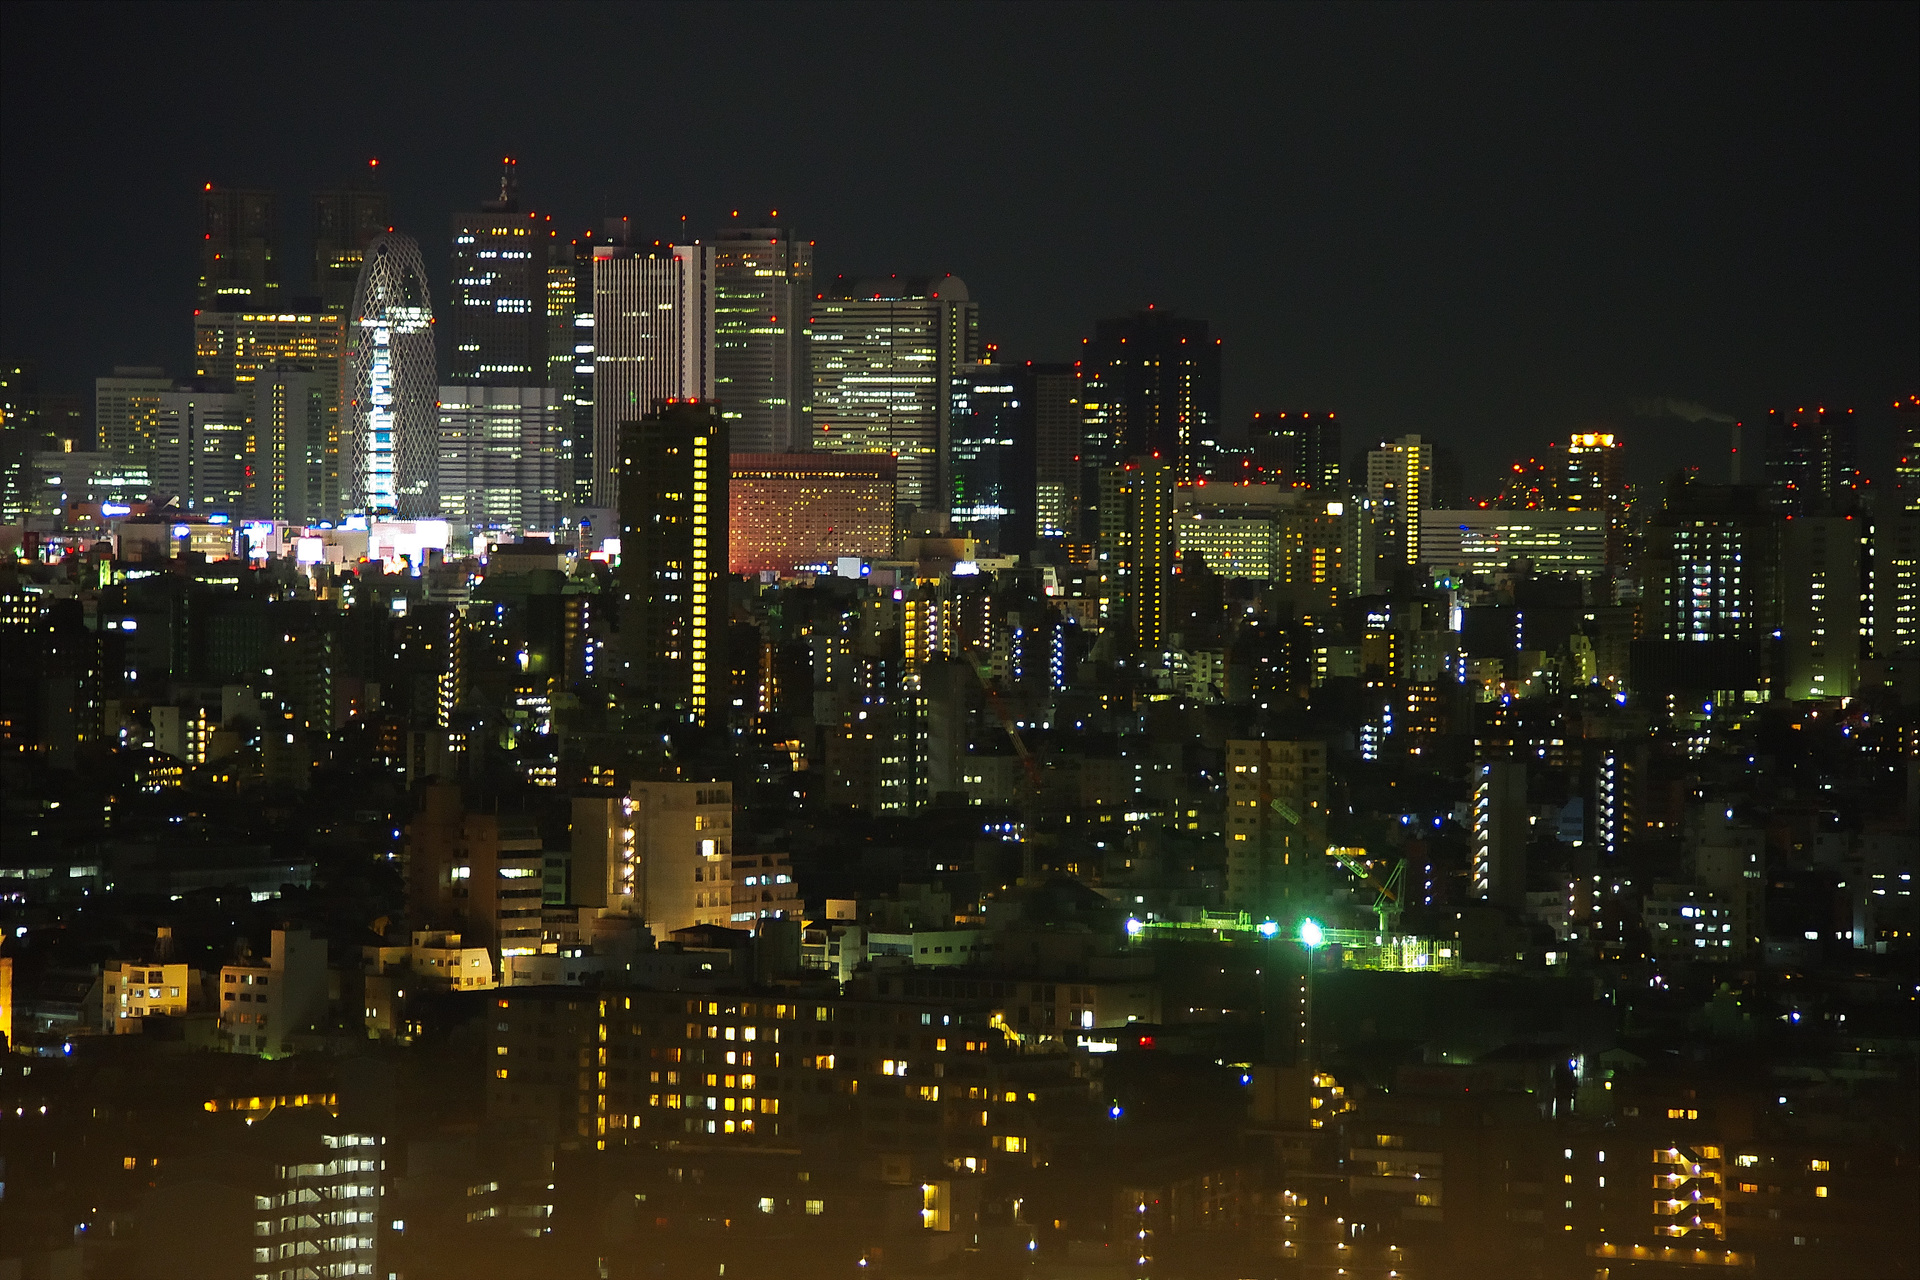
[1078,307,1221,477]
[198,186,279,309]
[447,159,550,386]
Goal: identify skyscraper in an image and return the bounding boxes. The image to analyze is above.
[448,160,551,386]
[1640,479,1781,643]
[1561,431,1628,567]
[1097,455,1176,655]
[809,276,978,515]
[712,222,812,454]
[198,186,279,309]
[1078,308,1222,477]
[1031,362,1081,540]
[247,366,332,523]
[436,386,565,531]
[591,242,715,507]
[149,387,248,513]
[1763,406,1860,513]
[343,233,436,519]
[1471,760,1528,910]
[948,361,1035,553]
[1366,433,1434,566]
[1248,411,1343,490]
[194,309,345,517]
[617,400,729,724]
[312,170,389,310]
[1224,738,1329,922]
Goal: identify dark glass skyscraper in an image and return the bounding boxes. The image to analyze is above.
[1248,410,1343,490]
[617,400,729,726]
[447,160,549,386]
[712,222,812,454]
[949,361,1036,554]
[1763,405,1860,513]
[312,170,389,311]
[1078,307,1221,477]
[198,186,279,308]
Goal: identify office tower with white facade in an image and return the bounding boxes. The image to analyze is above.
[809,275,978,515]
[1366,433,1434,568]
[436,385,565,531]
[343,233,436,519]
[591,242,715,507]
[713,223,812,454]
[198,185,279,309]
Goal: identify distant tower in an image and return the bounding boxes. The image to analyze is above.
[1763,406,1860,513]
[712,221,813,454]
[591,240,715,506]
[312,168,389,310]
[1077,308,1221,477]
[617,400,729,725]
[198,186,279,308]
[809,275,978,515]
[448,158,550,386]
[343,234,436,519]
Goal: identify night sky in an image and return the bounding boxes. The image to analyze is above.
[3,2,1915,493]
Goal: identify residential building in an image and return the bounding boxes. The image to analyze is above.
[1224,738,1329,921]
[218,927,328,1058]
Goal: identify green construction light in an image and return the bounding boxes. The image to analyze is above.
[1298,918,1325,949]
[1258,920,1279,938]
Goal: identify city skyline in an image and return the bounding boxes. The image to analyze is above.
[3,4,1913,494]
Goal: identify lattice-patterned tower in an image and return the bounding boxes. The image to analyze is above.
[344,233,436,518]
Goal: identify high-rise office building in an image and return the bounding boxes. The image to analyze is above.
[809,275,979,514]
[551,226,620,506]
[448,160,551,386]
[949,361,1035,553]
[194,309,345,516]
[728,453,896,574]
[1780,515,1868,700]
[1561,432,1628,568]
[1032,362,1081,540]
[617,400,729,724]
[312,169,390,310]
[1418,510,1608,581]
[198,185,279,309]
[149,387,248,513]
[343,233,436,519]
[436,386,565,531]
[1078,308,1222,477]
[592,242,715,507]
[1763,406,1860,514]
[1640,480,1781,643]
[95,367,173,462]
[1366,434,1434,567]
[247,366,332,523]
[1097,455,1176,655]
[1248,411,1343,490]
[1,361,85,522]
[713,222,812,454]
[1224,738,1329,921]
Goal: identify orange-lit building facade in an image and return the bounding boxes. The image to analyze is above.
[729,452,896,574]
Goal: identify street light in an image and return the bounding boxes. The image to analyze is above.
[1298,918,1324,1068]
[1299,918,1325,949]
